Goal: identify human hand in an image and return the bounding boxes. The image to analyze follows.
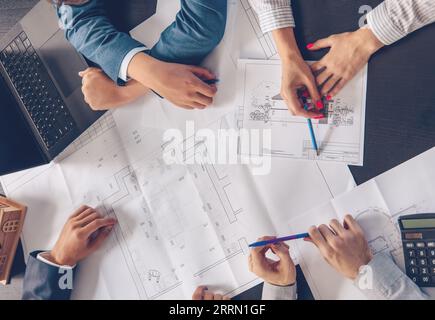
[128,53,217,109]
[46,205,117,266]
[308,28,384,97]
[281,56,325,118]
[249,236,296,286]
[306,215,373,279]
[79,68,147,110]
[272,27,324,119]
[192,286,231,300]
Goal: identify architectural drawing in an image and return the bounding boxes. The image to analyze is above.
[0,0,359,299]
[290,148,435,299]
[237,59,367,165]
[354,207,403,263]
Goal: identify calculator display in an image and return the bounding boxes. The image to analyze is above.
[405,233,423,240]
[402,218,435,229]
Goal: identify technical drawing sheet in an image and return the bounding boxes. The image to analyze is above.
[0,0,356,300]
[237,59,367,165]
[289,147,435,299]
[0,105,354,300]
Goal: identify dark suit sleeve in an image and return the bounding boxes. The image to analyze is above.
[56,0,146,84]
[22,251,75,300]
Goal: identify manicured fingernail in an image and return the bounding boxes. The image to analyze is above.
[314,115,325,119]
[306,43,314,49]
[316,100,324,110]
[326,95,332,101]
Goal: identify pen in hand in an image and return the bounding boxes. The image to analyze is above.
[248,233,310,248]
[152,78,219,99]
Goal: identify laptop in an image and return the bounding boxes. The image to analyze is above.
[0,0,153,176]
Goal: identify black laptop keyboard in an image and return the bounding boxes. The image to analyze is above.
[0,32,76,150]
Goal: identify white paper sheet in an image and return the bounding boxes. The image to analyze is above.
[0,0,356,300]
[237,59,367,165]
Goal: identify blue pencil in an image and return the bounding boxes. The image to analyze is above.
[248,233,310,248]
[307,119,320,156]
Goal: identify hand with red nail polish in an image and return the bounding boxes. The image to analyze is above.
[308,28,384,97]
[271,27,324,119]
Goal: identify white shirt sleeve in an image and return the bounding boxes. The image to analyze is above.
[36,252,75,269]
[118,46,148,82]
[248,0,296,34]
[367,0,435,45]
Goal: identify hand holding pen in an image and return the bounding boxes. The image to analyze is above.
[249,236,297,286]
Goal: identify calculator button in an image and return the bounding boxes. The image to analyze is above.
[429,249,435,257]
[431,267,435,274]
[419,258,428,266]
[405,242,415,249]
[410,267,419,275]
[416,242,425,248]
[421,267,429,275]
[409,259,417,266]
[417,249,426,257]
[421,276,430,284]
[407,250,416,258]
[411,276,418,283]
[430,258,435,265]
[427,242,435,248]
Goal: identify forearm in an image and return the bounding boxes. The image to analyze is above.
[126,53,161,90]
[367,0,435,45]
[272,27,303,63]
[118,80,149,105]
[57,1,145,83]
[355,253,428,300]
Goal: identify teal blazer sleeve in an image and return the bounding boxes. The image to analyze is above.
[57,0,146,84]
[22,251,75,300]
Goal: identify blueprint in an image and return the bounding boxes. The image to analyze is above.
[237,59,367,165]
[289,147,435,300]
[0,97,354,300]
[0,0,356,299]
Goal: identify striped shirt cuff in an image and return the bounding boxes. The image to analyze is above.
[257,6,296,34]
[367,2,408,45]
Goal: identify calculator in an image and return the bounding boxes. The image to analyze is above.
[399,214,435,287]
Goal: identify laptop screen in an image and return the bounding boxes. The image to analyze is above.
[0,71,47,175]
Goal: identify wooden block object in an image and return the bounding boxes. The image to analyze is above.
[0,196,26,285]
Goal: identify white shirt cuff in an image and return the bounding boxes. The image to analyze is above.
[36,252,75,269]
[262,281,297,300]
[118,46,148,82]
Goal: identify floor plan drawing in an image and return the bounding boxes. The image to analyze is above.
[353,207,403,264]
[0,2,357,298]
[289,148,435,299]
[237,59,367,165]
